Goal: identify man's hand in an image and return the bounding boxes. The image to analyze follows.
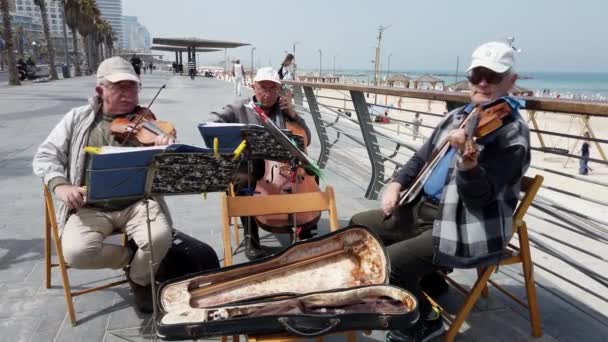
[382,182,402,217]
[447,128,479,170]
[279,91,297,119]
[55,185,86,210]
[447,128,467,151]
[154,134,175,146]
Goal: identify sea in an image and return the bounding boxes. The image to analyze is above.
[299,69,608,101]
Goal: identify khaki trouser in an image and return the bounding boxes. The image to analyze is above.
[61,199,172,286]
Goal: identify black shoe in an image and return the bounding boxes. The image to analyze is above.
[297,227,317,241]
[386,316,444,342]
[245,236,267,261]
[420,271,449,297]
[127,277,154,314]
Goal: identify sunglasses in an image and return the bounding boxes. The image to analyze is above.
[467,68,508,85]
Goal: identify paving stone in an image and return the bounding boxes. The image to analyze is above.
[0,316,40,342]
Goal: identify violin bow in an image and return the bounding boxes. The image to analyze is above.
[122,84,167,145]
[247,101,323,178]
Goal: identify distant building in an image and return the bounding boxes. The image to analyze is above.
[9,0,74,58]
[123,16,151,52]
[11,1,63,37]
[97,0,124,49]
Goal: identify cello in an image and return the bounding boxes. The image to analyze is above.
[249,100,321,236]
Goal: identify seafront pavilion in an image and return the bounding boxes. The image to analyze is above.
[0,70,606,341]
[150,46,222,70]
[152,37,250,73]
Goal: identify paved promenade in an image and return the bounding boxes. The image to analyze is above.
[0,73,606,341]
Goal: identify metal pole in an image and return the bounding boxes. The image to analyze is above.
[292,41,299,78]
[250,46,255,84]
[350,90,385,199]
[224,48,227,78]
[387,53,392,79]
[318,49,322,79]
[59,0,70,77]
[455,55,460,83]
[303,86,330,168]
[333,55,335,75]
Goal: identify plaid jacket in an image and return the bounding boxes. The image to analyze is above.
[427,98,530,268]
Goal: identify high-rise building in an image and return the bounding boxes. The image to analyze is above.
[123,16,151,52]
[10,0,72,58]
[12,0,67,38]
[96,0,124,49]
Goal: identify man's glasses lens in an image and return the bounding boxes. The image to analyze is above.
[467,69,506,85]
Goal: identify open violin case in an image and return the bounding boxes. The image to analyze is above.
[156,226,419,340]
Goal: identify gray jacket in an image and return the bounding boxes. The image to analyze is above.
[32,97,172,232]
[212,97,311,144]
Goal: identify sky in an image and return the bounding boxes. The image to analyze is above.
[123,0,607,73]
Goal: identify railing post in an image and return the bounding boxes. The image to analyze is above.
[302,86,330,168]
[292,84,304,107]
[350,90,385,200]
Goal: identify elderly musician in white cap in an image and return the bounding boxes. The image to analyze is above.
[212,67,312,260]
[349,41,530,341]
[33,56,175,313]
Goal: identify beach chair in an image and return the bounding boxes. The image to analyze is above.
[43,185,128,326]
[430,175,544,341]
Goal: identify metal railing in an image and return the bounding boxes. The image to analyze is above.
[286,80,608,325]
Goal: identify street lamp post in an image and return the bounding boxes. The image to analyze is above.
[32,41,37,60]
[318,49,322,80]
[292,41,299,78]
[333,55,336,75]
[387,53,392,80]
[250,46,256,84]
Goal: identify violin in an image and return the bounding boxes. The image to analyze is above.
[110,106,176,146]
[396,100,512,207]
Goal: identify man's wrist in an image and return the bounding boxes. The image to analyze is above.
[48,176,69,193]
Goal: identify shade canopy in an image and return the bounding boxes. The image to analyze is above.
[152,37,250,49]
[150,45,221,53]
[445,79,533,96]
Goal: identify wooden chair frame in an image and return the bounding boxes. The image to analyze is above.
[43,185,128,326]
[219,185,357,342]
[220,186,340,267]
[432,175,544,341]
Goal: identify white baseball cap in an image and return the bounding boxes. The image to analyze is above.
[253,67,281,85]
[467,41,515,73]
[97,56,140,84]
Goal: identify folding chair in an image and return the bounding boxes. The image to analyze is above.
[43,185,128,326]
[433,175,544,341]
[219,185,358,342]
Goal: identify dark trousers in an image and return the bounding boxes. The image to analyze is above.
[349,199,441,317]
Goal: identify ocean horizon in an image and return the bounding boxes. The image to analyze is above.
[298,68,608,99]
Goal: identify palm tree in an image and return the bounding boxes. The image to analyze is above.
[94,19,109,61]
[34,0,59,79]
[64,0,82,76]
[106,27,116,58]
[14,25,25,57]
[0,0,21,85]
[78,0,100,74]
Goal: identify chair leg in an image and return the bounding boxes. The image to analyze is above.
[229,184,241,246]
[44,208,52,289]
[477,268,489,298]
[445,266,495,342]
[51,226,77,325]
[221,196,233,267]
[518,225,543,338]
[346,331,356,342]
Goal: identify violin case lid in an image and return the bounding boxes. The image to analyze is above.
[156,226,419,340]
